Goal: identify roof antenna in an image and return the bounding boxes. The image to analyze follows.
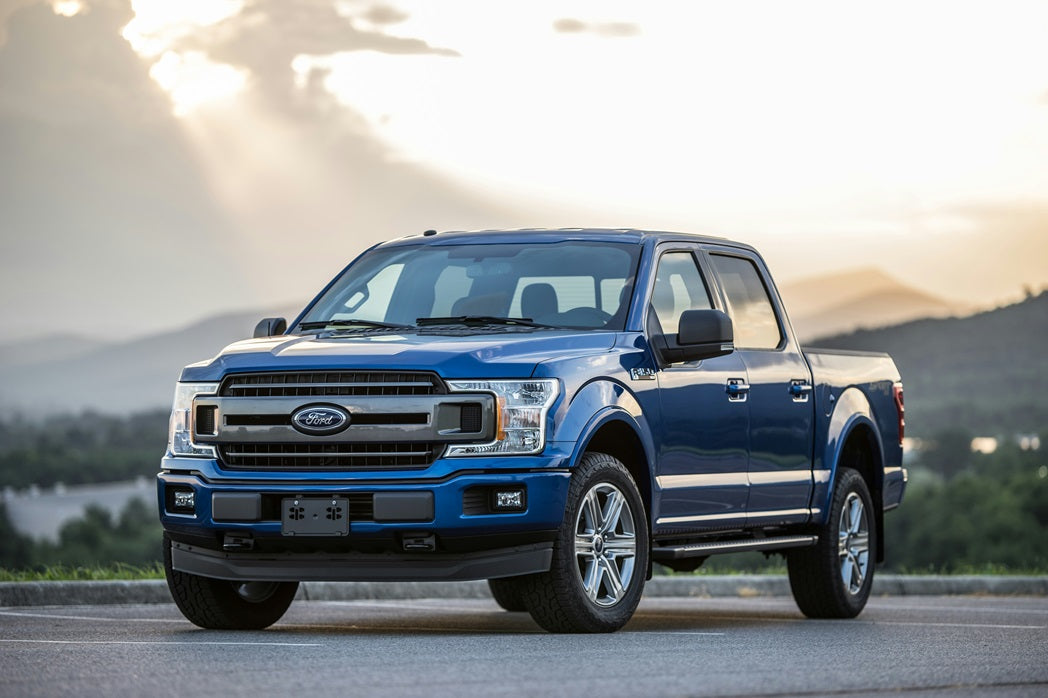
[423,229,438,236]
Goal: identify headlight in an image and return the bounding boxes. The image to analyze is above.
[167,382,219,458]
[444,379,559,456]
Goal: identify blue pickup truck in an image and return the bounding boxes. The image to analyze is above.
[159,228,906,632]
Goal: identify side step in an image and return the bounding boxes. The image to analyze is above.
[652,535,817,561]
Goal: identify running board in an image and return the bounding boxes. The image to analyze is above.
[652,535,818,560]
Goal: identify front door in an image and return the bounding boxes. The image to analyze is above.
[648,248,750,533]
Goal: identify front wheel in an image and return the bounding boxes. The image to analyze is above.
[787,468,876,618]
[521,452,649,633]
[164,535,298,629]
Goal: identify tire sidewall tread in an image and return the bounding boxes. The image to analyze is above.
[787,468,876,619]
[520,451,649,633]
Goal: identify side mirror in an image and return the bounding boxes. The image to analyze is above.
[656,309,734,364]
[253,317,287,338]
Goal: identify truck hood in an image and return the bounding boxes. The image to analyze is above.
[179,330,618,382]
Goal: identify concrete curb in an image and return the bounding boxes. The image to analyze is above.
[2,575,1046,608]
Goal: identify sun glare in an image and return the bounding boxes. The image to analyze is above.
[149,51,247,117]
[122,0,246,116]
[51,1,83,18]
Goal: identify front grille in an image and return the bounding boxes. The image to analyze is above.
[224,413,429,427]
[219,443,441,470]
[220,371,445,398]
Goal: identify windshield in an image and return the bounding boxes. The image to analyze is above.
[297,240,641,331]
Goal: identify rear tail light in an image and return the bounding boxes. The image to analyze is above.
[892,382,905,446]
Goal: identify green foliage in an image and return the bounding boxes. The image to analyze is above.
[0,409,168,488]
[0,497,163,571]
[884,435,1048,572]
[31,498,163,567]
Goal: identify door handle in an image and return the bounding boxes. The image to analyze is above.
[790,380,812,401]
[726,378,750,401]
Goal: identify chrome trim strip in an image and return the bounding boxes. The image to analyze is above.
[745,508,811,519]
[658,471,813,489]
[657,507,812,526]
[656,512,746,525]
[748,471,813,485]
[656,473,747,489]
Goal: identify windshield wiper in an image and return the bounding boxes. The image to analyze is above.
[298,319,413,330]
[415,315,557,329]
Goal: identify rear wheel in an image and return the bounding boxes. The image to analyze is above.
[787,468,875,618]
[487,577,528,612]
[164,535,298,629]
[521,452,649,633]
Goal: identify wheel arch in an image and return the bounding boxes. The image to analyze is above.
[822,405,887,563]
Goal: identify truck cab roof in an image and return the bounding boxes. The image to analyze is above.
[381,227,757,253]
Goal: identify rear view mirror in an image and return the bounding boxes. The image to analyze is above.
[254,317,287,338]
[655,309,734,364]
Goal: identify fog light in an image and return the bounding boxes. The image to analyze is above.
[173,490,195,511]
[492,489,526,511]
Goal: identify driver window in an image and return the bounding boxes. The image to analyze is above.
[651,252,712,334]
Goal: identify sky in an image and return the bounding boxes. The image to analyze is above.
[1,0,1047,341]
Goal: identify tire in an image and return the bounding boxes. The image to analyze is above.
[487,576,529,612]
[787,468,876,618]
[521,452,649,633]
[163,534,298,629]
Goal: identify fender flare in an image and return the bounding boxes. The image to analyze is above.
[817,388,887,514]
[551,378,656,496]
[817,387,888,560]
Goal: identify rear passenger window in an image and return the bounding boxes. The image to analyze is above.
[710,254,782,349]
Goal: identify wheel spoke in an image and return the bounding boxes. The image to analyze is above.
[848,498,864,535]
[582,489,601,533]
[840,555,854,591]
[575,535,595,557]
[849,532,870,555]
[600,557,625,602]
[599,490,626,535]
[582,558,601,601]
[603,534,636,557]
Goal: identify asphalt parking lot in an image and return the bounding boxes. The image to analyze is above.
[1,594,1046,697]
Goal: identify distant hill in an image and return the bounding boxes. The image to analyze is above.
[778,268,971,342]
[0,334,106,368]
[812,291,1048,437]
[0,304,302,415]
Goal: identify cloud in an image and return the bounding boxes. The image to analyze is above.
[173,0,457,79]
[553,17,640,38]
[0,0,522,340]
[359,3,408,26]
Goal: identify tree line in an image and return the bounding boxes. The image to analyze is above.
[1,412,1045,573]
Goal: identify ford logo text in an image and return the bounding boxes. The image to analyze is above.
[291,405,350,436]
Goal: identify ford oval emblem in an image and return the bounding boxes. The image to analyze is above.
[291,405,350,436]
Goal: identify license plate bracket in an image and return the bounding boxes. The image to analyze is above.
[281,497,349,537]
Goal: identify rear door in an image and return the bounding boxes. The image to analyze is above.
[706,250,815,526]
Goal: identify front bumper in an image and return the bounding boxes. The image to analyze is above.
[169,539,553,582]
[158,453,571,581]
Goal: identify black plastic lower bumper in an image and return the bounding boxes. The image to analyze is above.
[169,539,553,582]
